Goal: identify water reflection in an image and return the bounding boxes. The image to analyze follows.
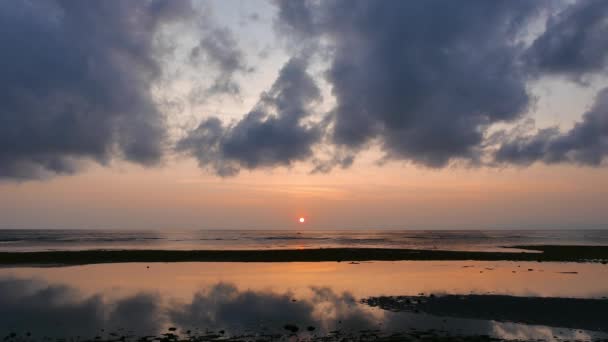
[1,277,607,341]
[0,277,382,339]
[4,261,608,300]
[0,277,161,338]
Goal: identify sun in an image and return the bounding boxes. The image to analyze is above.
[299,217,305,223]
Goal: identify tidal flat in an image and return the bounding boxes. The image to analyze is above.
[2,245,608,266]
[1,260,608,341]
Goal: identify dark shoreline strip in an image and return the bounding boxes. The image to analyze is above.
[1,245,608,266]
[362,294,608,332]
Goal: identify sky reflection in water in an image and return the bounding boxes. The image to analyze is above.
[1,261,608,341]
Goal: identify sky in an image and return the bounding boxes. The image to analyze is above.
[1,0,608,230]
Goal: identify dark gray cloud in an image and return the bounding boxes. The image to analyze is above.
[525,0,608,80]
[0,0,192,180]
[495,87,608,166]
[490,0,608,167]
[190,25,252,97]
[178,57,322,176]
[311,152,355,174]
[276,0,542,169]
[5,0,608,180]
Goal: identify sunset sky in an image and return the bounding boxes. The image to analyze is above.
[1,0,607,230]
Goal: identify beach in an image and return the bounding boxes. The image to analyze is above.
[1,260,608,341]
[3,0,608,339]
[1,245,608,266]
[2,231,608,341]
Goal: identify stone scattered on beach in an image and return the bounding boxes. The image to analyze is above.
[283,324,299,333]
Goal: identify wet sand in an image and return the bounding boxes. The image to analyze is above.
[2,261,608,342]
[2,329,576,342]
[363,294,608,332]
[1,245,608,266]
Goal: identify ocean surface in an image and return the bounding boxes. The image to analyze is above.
[2,229,608,341]
[2,260,608,340]
[1,229,607,252]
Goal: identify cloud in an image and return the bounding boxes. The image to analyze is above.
[275,0,542,169]
[177,57,323,176]
[495,87,608,166]
[4,0,607,179]
[489,0,608,168]
[525,0,608,81]
[190,20,252,97]
[0,0,192,180]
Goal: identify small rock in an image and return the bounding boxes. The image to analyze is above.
[283,324,299,333]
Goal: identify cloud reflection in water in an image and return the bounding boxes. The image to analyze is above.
[0,277,605,341]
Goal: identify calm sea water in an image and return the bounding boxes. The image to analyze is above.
[1,229,607,252]
[2,261,608,340]
[2,230,608,340]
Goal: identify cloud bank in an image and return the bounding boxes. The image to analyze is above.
[277,0,540,169]
[495,87,608,166]
[1,0,608,180]
[525,0,608,80]
[178,57,323,176]
[0,0,193,180]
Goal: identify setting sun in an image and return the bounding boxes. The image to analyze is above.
[299,217,305,223]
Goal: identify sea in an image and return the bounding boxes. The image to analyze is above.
[2,229,608,341]
[1,229,607,252]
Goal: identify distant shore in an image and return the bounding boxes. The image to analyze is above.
[1,245,608,266]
